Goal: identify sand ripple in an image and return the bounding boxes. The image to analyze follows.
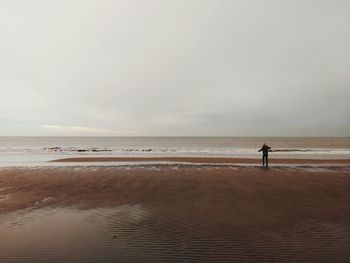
[1,204,349,263]
[0,166,349,262]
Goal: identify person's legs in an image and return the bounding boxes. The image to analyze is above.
[262,154,268,167]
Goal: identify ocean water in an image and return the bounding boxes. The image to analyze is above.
[0,137,349,166]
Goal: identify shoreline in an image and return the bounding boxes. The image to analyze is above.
[51,156,350,165]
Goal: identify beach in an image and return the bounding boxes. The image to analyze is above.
[1,161,349,262]
[2,0,350,261]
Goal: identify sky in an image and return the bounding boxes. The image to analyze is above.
[0,0,349,136]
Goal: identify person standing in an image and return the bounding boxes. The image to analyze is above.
[258,143,271,167]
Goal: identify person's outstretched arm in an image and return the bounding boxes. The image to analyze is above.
[258,148,263,152]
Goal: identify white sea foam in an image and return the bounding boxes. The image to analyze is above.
[1,146,350,156]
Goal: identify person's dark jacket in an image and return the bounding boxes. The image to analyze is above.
[258,145,271,155]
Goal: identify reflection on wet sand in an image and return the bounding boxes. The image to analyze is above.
[0,166,350,262]
[0,206,152,263]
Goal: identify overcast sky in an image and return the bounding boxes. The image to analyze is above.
[1,0,349,136]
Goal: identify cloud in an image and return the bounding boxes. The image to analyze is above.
[0,0,349,136]
[41,125,123,136]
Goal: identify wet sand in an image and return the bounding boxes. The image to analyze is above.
[52,156,350,164]
[0,165,350,262]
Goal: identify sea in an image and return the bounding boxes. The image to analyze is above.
[0,137,349,167]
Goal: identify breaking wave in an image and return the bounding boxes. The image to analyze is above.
[0,146,350,156]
